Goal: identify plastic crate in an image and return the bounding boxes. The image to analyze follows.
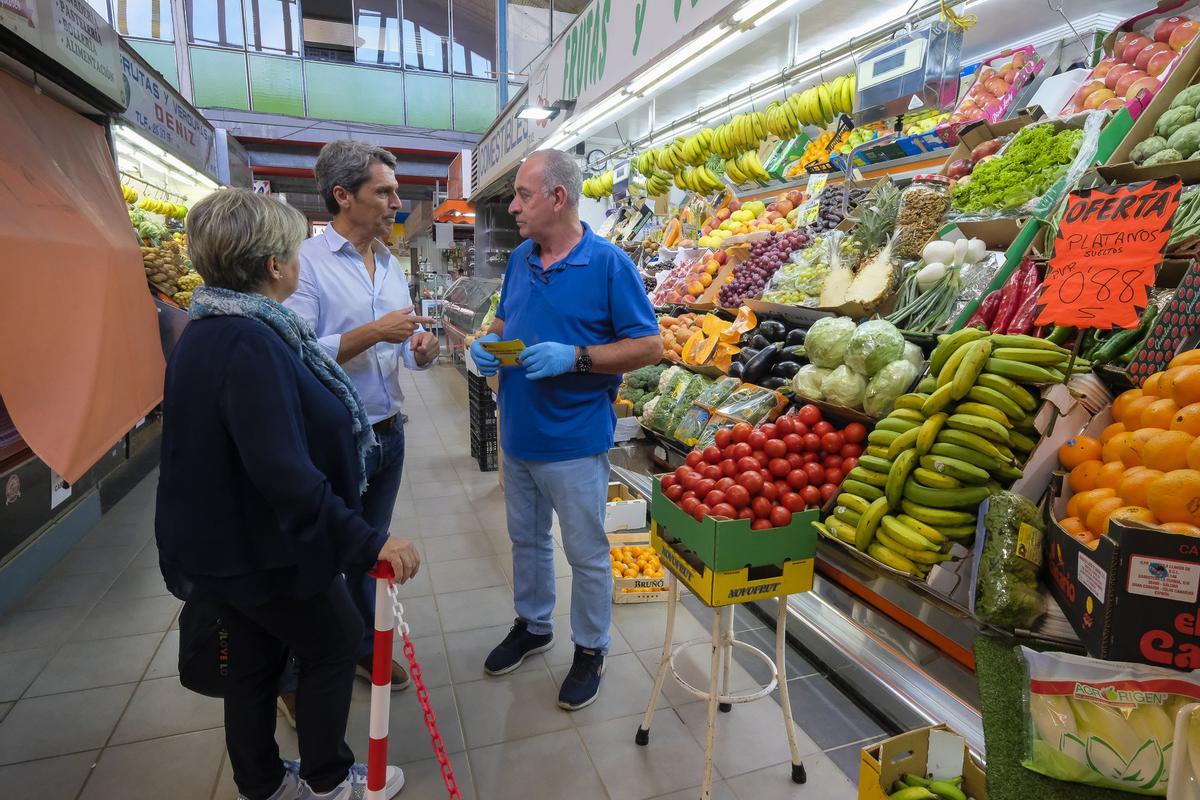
[476,438,499,471]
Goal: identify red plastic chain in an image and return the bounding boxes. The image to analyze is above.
[400,631,462,799]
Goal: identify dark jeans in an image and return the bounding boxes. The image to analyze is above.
[279,422,406,693]
[221,576,362,799]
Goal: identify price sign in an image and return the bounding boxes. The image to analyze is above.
[803,173,828,225]
[1035,179,1181,330]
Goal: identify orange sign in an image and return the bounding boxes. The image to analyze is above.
[1035,178,1180,330]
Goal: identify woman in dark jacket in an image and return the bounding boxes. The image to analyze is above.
[156,189,418,800]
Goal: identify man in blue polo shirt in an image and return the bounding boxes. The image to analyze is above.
[470,150,661,710]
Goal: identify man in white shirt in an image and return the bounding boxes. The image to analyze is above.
[282,140,438,710]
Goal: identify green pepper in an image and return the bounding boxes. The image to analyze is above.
[1094,307,1158,366]
[1047,326,1074,346]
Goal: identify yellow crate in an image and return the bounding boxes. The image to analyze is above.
[650,523,812,607]
[608,531,669,604]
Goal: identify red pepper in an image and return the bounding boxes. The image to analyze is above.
[965,289,1002,329]
[989,258,1030,333]
[1005,260,1044,335]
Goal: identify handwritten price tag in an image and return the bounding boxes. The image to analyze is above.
[1035,179,1180,329]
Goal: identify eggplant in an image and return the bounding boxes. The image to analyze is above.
[726,361,745,379]
[778,345,807,364]
[741,344,779,385]
[760,376,789,391]
[758,320,787,342]
[771,361,802,380]
[785,328,806,347]
[748,334,773,351]
[737,347,760,364]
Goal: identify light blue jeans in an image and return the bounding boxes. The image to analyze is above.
[502,451,612,653]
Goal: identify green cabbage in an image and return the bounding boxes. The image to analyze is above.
[804,316,856,368]
[820,365,867,408]
[901,341,924,372]
[863,359,919,417]
[791,364,830,401]
[844,320,905,376]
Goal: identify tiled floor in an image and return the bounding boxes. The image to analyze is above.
[0,362,874,799]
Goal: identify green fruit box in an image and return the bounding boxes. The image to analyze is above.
[650,476,817,573]
[858,724,988,800]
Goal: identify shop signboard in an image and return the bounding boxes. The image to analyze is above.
[119,42,218,179]
[473,0,728,195]
[0,0,38,48]
[41,0,122,104]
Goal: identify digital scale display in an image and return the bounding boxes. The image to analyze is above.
[872,51,906,78]
[852,22,962,126]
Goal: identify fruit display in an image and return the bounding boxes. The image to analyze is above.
[657,313,706,360]
[142,240,191,296]
[943,137,1008,184]
[884,773,977,800]
[796,317,920,417]
[582,171,614,199]
[649,250,727,306]
[618,364,670,418]
[610,544,664,580]
[1123,82,1200,166]
[173,272,203,309]
[120,184,139,204]
[1055,348,1200,545]
[818,190,906,315]
[698,191,803,248]
[1063,16,1199,116]
[809,183,870,233]
[717,229,811,307]
[785,130,854,176]
[945,49,1043,128]
[761,233,831,306]
[661,409,868,528]
[819,331,1078,578]
[137,195,188,219]
[950,123,1085,215]
[128,205,168,245]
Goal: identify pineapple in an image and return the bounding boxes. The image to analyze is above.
[848,181,901,258]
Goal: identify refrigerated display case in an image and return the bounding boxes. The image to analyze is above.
[441,276,502,374]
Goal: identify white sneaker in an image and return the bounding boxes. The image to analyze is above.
[297,763,405,800]
[238,768,300,800]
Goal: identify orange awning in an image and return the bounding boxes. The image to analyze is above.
[433,199,476,223]
[0,71,165,484]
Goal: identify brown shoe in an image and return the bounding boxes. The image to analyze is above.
[356,655,411,691]
[277,692,297,728]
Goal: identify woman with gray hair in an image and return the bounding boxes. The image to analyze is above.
[155,189,416,800]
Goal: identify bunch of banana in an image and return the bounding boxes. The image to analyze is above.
[723,151,770,185]
[789,74,856,127]
[887,773,973,800]
[137,196,188,219]
[818,330,1081,579]
[675,164,725,193]
[634,148,674,197]
[764,98,802,139]
[121,184,139,204]
[634,149,660,176]
[582,171,614,199]
[712,112,767,159]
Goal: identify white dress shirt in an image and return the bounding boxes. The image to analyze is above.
[286,225,429,424]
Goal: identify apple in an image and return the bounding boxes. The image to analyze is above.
[1121,34,1154,64]
[1093,57,1118,78]
[1125,75,1160,99]
[1115,68,1148,96]
[1106,62,1135,90]
[775,200,794,215]
[972,90,997,106]
[1084,87,1116,109]
[1156,16,1191,44]
[727,199,742,212]
[1135,41,1171,70]
[786,190,804,205]
[714,250,728,265]
[984,77,1011,96]
[1170,20,1200,52]
[1147,49,1175,77]
[1012,51,1028,70]
[1073,80,1107,107]
[1098,97,1126,111]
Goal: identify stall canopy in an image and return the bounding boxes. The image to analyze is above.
[0,70,165,483]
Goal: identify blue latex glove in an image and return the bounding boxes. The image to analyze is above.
[470,333,501,376]
[519,342,576,380]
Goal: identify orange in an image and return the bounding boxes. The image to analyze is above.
[1169,349,1200,369]
[1142,430,1196,472]
[1100,422,1128,444]
[1125,427,1167,467]
[1172,403,1200,436]
[1102,431,1136,465]
[1120,396,1157,429]
[1069,529,1098,546]
[1111,389,1144,424]
[1189,438,1200,470]
[1058,516,1088,536]
[1058,436,1103,469]
[1156,521,1200,536]
[1108,505,1157,529]
[1066,487,1117,521]
[1161,366,1200,403]
[1172,366,1200,407]
[1146,469,1200,526]
[1142,371,1166,397]
[1119,468,1163,507]
[1086,496,1127,536]
[1094,461,1128,491]
[1141,398,1181,430]
[1068,460,1105,492]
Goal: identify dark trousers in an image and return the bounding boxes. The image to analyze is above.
[221,576,363,799]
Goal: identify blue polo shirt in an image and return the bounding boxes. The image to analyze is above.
[496,222,659,462]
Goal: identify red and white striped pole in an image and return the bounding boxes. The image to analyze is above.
[366,561,396,800]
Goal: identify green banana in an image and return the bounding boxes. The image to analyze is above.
[868,428,900,447]
[932,522,978,539]
[903,479,990,509]
[864,445,891,460]
[857,454,894,474]
[975,372,1038,411]
[986,334,1070,354]
[929,442,1008,474]
[824,517,858,545]
[965,385,1025,421]
[900,499,977,527]
[876,529,951,564]
[833,506,862,527]
[919,454,990,485]
[895,513,949,544]
[886,427,920,461]
[946,413,1011,444]
[917,376,938,393]
[992,462,1025,483]
[916,412,948,454]
[934,429,1010,462]
[855,496,889,551]
[984,357,1057,384]
[930,327,988,376]
[927,780,968,800]
[921,383,956,416]
[950,339,992,400]
[875,417,922,434]
[841,479,884,502]
[1009,429,1038,453]
[913,466,963,490]
[886,449,918,510]
[953,402,1012,428]
[937,342,971,387]
[868,542,922,576]
[847,466,889,488]
[893,393,929,411]
[835,493,870,515]
[992,347,1070,366]
[901,774,933,788]
[880,515,939,550]
[890,408,927,423]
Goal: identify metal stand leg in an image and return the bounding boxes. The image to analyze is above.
[701,606,723,800]
[774,598,806,784]
[719,608,734,713]
[636,577,678,745]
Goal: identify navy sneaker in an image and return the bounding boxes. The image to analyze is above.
[557,646,605,711]
[484,619,554,676]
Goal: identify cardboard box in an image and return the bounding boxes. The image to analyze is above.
[1046,409,1200,669]
[858,725,987,800]
[608,530,669,603]
[1126,258,1200,385]
[936,45,1048,145]
[937,109,1045,178]
[651,523,813,607]
[605,482,649,533]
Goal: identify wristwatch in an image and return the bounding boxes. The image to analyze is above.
[575,346,592,374]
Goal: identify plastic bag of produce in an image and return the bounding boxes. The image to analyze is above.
[844,319,905,376]
[791,364,830,401]
[666,375,713,437]
[1169,704,1200,799]
[658,365,684,393]
[694,376,742,408]
[862,359,919,417]
[673,404,715,447]
[972,492,1045,630]
[901,341,924,372]
[804,316,856,368]
[820,365,867,409]
[1020,647,1200,796]
[639,395,660,425]
[648,373,696,433]
[715,385,788,425]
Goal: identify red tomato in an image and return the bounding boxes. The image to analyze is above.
[686,451,704,468]
[747,431,768,451]
[714,428,733,449]
[783,433,805,454]
[813,421,833,437]
[824,455,843,470]
[753,451,770,468]
[843,422,867,443]
[786,469,809,490]
[775,416,795,437]
[800,485,821,506]
[769,458,791,478]
[751,518,773,531]
[764,439,788,459]
[726,484,750,508]
[681,497,701,516]
[736,456,760,475]
[782,492,806,512]
[760,423,778,439]
[711,503,737,519]
[704,490,725,507]
[821,432,844,453]
[800,452,819,464]
[751,496,773,519]
[759,469,773,484]
[681,471,702,491]
[661,474,678,490]
[666,484,684,502]
[775,481,791,498]
[694,478,717,497]
[825,468,845,486]
[702,446,723,464]
[737,471,764,495]
[792,421,810,436]
[770,506,793,528]
[796,404,821,426]
[720,458,739,478]
[803,433,822,452]
[803,462,826,485]
[715,477,736,492]
[819,482,839,501]
[842,457,859,472]
[786,453,805,469]
[840,442,863,459]
[693,503,711,522]
[731,442,753,460]
[705,464,725,481]
[731,422,754,443]
[721,445,736,460]
[674,466,692,482]
[681,490,697,503]
[737,507,755,521]
[760,481,780,502]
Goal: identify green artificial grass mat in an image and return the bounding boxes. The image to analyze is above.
[974,634,1140,800]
